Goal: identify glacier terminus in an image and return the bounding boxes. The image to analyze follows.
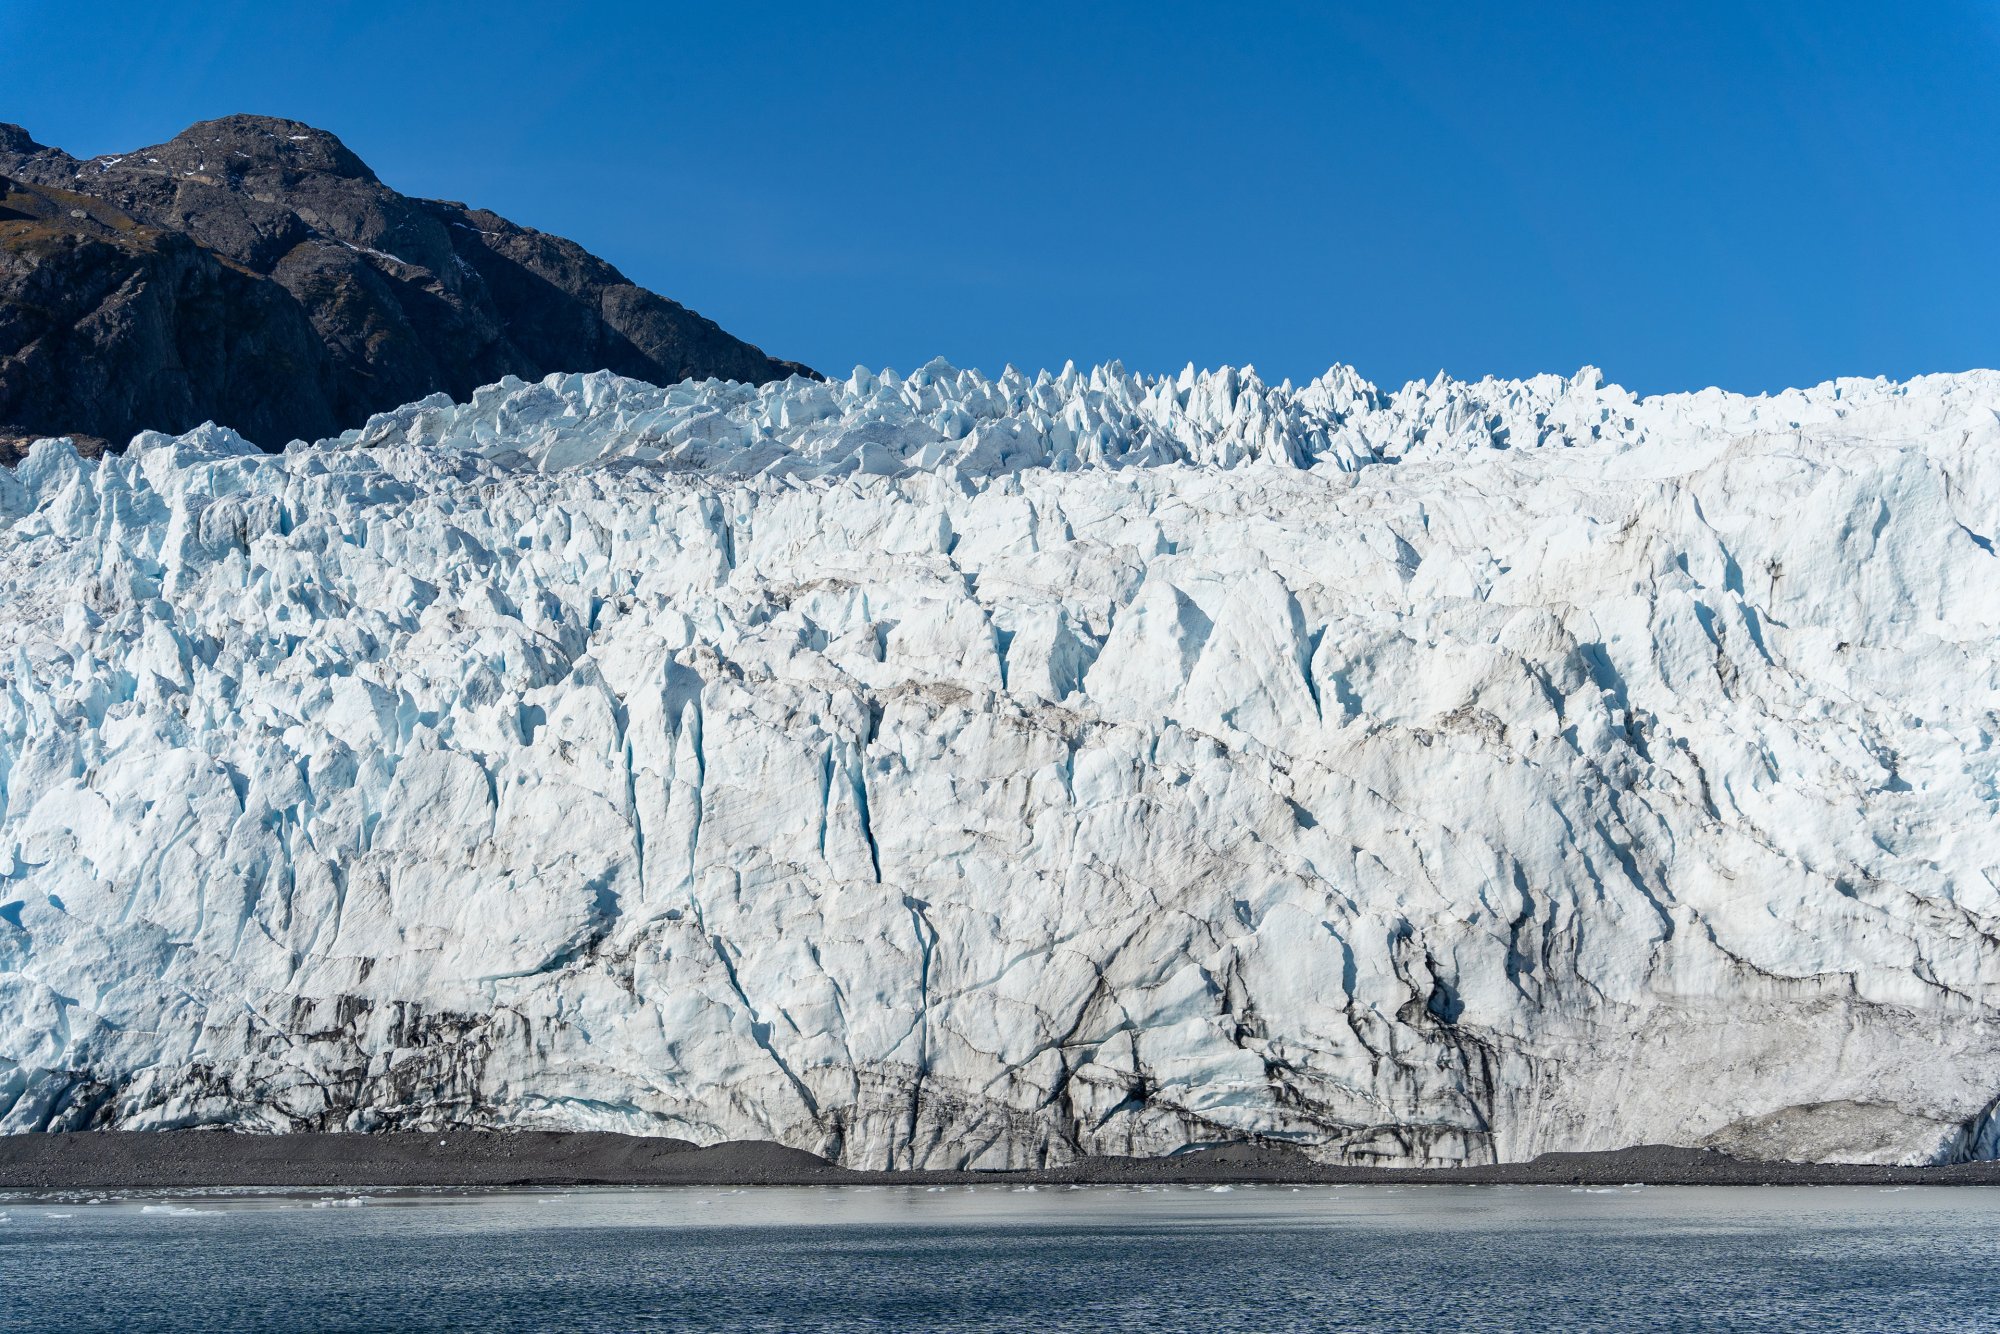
[2,359,1998,1169]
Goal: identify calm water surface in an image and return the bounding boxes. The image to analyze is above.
[3,1183,1997,1331]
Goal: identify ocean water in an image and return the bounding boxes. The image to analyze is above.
[3,1184,1997,1332]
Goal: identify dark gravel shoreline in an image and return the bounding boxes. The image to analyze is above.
[5,1131,2000,1191]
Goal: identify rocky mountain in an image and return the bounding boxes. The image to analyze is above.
[3,360,1997,1167]
[0,116,809,459]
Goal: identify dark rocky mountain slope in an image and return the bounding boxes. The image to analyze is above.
[0,115,811,458]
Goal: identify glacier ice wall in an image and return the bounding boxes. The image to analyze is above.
[3,359,1999,1167]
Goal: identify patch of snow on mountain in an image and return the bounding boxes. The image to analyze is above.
[2,362,1999,1168]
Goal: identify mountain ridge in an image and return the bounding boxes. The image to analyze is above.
[0,114,811,459]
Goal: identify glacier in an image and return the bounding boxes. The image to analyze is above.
[2,358,1999,1168]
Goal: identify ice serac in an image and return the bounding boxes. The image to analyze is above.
[2,360,1999,1168]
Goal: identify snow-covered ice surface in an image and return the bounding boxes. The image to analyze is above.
[3,360,1999,1168]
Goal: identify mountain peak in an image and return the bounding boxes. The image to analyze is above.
[0,124,44,155]
[0,117,809,449]
[138,114,379,182]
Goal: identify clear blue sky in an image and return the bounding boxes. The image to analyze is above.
[3,1,1995,393]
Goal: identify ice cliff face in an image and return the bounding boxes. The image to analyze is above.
[3,359,1999,1167]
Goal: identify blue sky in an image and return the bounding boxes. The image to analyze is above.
[3,1,1995,393]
